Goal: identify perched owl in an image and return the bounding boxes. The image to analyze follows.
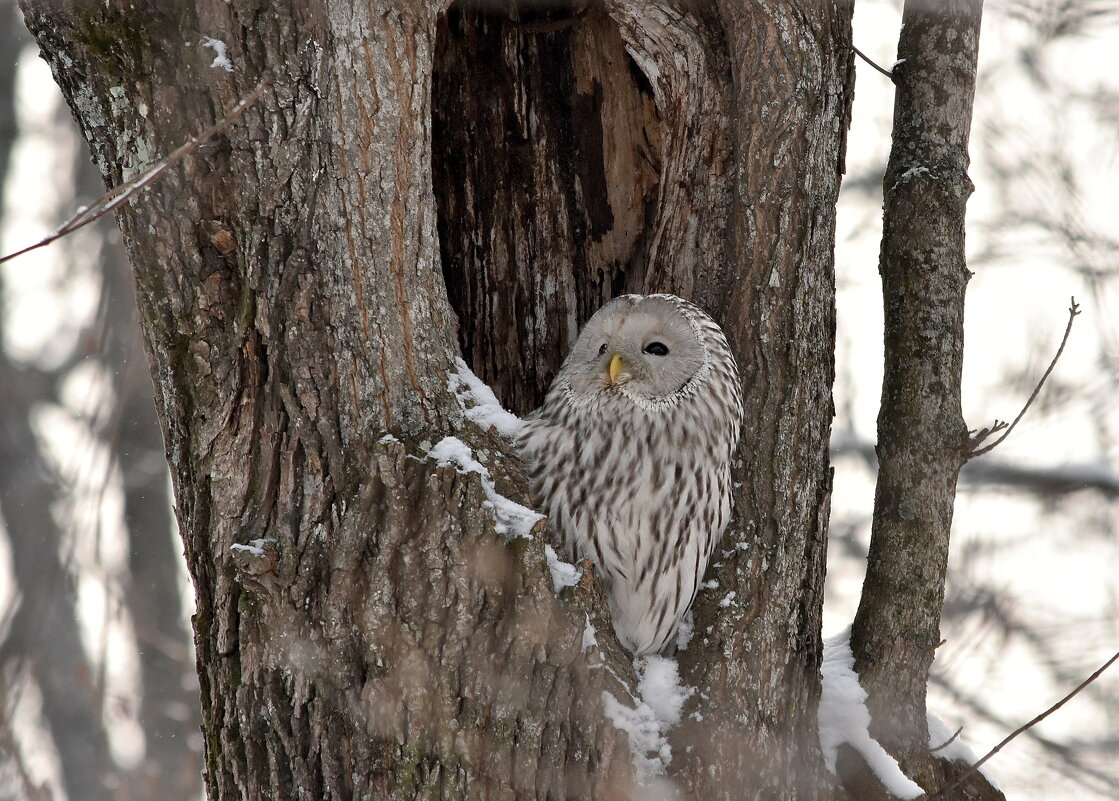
[519,294,743,655]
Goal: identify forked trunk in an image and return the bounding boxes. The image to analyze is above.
[21,1,853,798]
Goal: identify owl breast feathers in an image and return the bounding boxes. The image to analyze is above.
[519,294,743,655]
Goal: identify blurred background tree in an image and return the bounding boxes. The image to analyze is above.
[0,0,1115,799]
[0,3,201,799]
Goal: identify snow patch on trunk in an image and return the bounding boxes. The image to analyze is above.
[426,436,542,540]
[449,358,524,438]
[200,36,234,72]
[818,626,924,800]
[602,655,694,790]
[231,537,272,557]
[928,712,999,789]
[544,544,580,592]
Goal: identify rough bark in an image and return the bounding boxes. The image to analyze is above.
[654,4,851,799]
[22,0,853,798]
[848,1,1002,797]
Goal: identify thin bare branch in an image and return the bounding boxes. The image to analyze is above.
[966,298,1081,460]
[927,647,1119,799]
[852,44,896,80]
[928,726,963,754]
[0,80,269,266]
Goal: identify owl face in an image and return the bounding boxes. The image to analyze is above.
[563,295,707,400]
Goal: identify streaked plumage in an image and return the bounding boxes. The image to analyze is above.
[519,294,743,655]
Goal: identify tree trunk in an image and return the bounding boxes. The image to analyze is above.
[849,1,1003,797]
[20,1,853,799]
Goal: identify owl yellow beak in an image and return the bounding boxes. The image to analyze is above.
[608,353,625,383]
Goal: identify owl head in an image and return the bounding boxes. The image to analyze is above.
[559,294,711,402]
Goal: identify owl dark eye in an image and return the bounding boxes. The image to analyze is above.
[598,343,608,356]
[643,342,669,356]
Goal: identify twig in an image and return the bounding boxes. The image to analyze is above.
[928,726,963,754]
[0,80,269,266]
[927,647,1119,799]
[853,44,895,80]
[967,298,1081,460]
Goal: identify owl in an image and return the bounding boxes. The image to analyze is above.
[519,294,743,655]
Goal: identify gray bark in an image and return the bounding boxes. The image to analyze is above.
[848,1,1003,797]
[20,1,853,799]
